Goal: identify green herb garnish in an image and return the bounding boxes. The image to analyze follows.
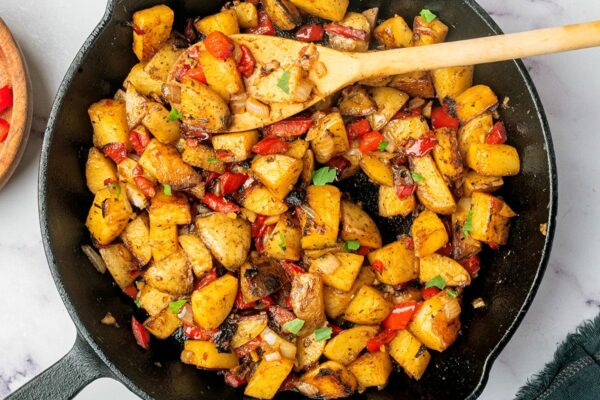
[163,184,172,196]
[344,240,360,252]
[282,318,305,335]
[167,107,183,122]
[463,209,474,236]
[446,289,458,299]
[134,298,141,308]
[425,275,446,290]
[312,166,337,186]
[314,327,333,342]
[277,70,291,94]
[169,299,187,314]
[420,9,437,23]
[411,171,425,182]
[207,157,218,163]
[377,141,389,151]
[108,182,121,199]
[279,233,287,252]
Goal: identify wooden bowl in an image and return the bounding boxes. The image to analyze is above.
[0,17,32,190]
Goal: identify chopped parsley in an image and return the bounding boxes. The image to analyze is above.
[377,140,389,151]
[134,298,141,308]
[446,289,458,299]
[277,70,291,94]
[411,171,425,182]
[425,275,446,290]
[314,327,333,342]
[163,184,172,196]
[344,240,360,252]
[169,299,187,314]
[167,107,183,122]
[207,157,218,163]
[420,9,437,23]
[279,233,287,252]
[463,209,474,236]
[108,182,121,199]
[312,166,337,186]
[282,318,305,335]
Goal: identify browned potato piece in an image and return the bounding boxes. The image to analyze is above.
[367,237,418,285]
[263,0,301,31]
[378,186,416,217]
[86,186,134,246]
[308,112,350,164]
[299,185,341,249]
[367,87,409,131]
[144,250,193,296]
[181,340,239,369]
[433,127,463,182]
[233,2,258,28]
[121,214,152,266]
[149,221,178,262]
[194,9,240,36]
[99,244,138,289]
[139,139,201,190]
[412,210,448,257]
[178,234,213,278]
[455,84,499,124]
[360,154,394,187]
[463,171,503,197]
[211,130,259,162]
[470,191,517,246]
[296,330,327,372]
[324,267,376,319]
[191,274,238,329]
[382,114,430,145]
[284,139,309,159]
[137,282,173,316]
[144,44,183,82]
[263,213,302,261]
[413,15,448,46]
[410,154,456,215]
[199,50,244,102]
[232,313,269,349]
[245,358,295,399]
[323,325,378,365]
[144,308,182,339]
[132,5,174,61]
[142,101,181,144]
[451,197,481,260]
[340,200,382,249]
[88,99,130,150]
[389,329,431,380]
[290,273,325,336]
[298,361,357,399]
[301,149,315,185]
[179,142,226,173]
[458,112,492,159]
[85,148,117,194]
[252,154,303,199]
[288,0,348,22]
[389,71,435,98]
[344,286,392,325]
[409,291,461,352]
[149,192,191,225]
[240,184,289,216]
[348,351,393,388]
[466,144,521,177]
[338,86,377,117]
[240,261,287,303]
[179,79,231,132]
[328,12,371,52]
[125,63,163,98]
[431,66,474,102]
[374,15,413,48]
[195,213,250,271]
[419,253,471,287]
[124,84,148,130]
[310,253,363,292]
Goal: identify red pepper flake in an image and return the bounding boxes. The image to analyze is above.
[405,237,414,250]
[324,24,368,41]
[202,193,240,213]
[346,119,371,140]
[366,329,397,352]
[0,118,9,143]
[247,10,276,36]
[485,121,508,144]
[122,284,138,300]
[102,143,127,164]
[263,116,314,138]
[204,31,234,60]
[131,316,150,350]
[183,324,217,340]
[296,24,325,42]
[238,45,256,78]
[431,104,459,130]
[0,85,13,113]
[405,133,437,157]
[129,129,150,155]
[421,286,440,300]
[371,260,385,273]
[252,136,289,155]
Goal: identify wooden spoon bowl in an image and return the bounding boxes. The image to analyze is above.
[0,17,32,190]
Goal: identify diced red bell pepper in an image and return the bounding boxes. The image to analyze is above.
[485,121,508,144]
[215,149,233,160]
[356,246,370,256]
[405,133,437,157]
[219,172,248,196]
[0,118,9,143]
[183,324,217,340]
[0,85,13,113]
[359,131,384,154]
[281,261,305,277]
[371,260,385,273]
[324,24,368,41]
[238,45,256,77]
[224,371,248,388]
[366,329,397,352]
[489,241,500,250]
[269,305,296,330]
[202,193,240,213]
[382,301,418,331]
[194,268,218,291]
[252,136,290,155]
[392,165,415,199]
[255,224,275,254]
[204,31,234,60]
[129,129,151,155]
[236,290,257,310]
[251,215,268,238]
[131,316,150,350]
[262,116,314,138]
[102,143,127,164]
[284,295,293,309]
[431,104,459,130]
[133,176,157,198]
[205,172,221,186]
[234,337,261,358]
[437,242,453,257]
[422,287,440,300]
[185,66,207,84]
[328,324,343,335]
[296,24,325,42]
[405,237,414,250]
[129,269,143,279]
[260,295,275,308]
[326,156,350,175]
[247,10,276,36]
[122,285,138,300]
[460,255,481,278]
[346,118,371,140]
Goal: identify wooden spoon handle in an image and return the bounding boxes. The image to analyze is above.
[355,21,600,78]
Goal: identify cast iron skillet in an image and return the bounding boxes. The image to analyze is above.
[13,0,557,398]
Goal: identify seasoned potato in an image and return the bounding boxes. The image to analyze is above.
[178,234,213,277]
[463,171,503,196]
[451,197,481,260]
[144,308,182,339]
[457,112,493,159]
[378,186,416,217]
[470,191,517,245]
[195,9,239,36]
[455,84,499,124]
[88,99,130,150]
[410,154,456,214]
[144,250,193,296]
[240,184,289,216]
[139,139,201,189]
[132,5,174,61]
[148,191,191,225]
[290,273,326,335]
[211,130,259,162]
[466,144,520,177]
[180,142,226,173]
[149,221,178,262]
[142,101,181,144]
[433,127,463,182]
[431,66,474,102]
[382,114,430,145]
[86,186,134,245]
[263,213,302,261]
[181,340,239,369]
[389,329,431,380]
[284,139,309,159]
[252,154,303,199]
[413,15,449,46]
[125,63,163,98]
[260,327,298,359]
[124,84,148,129]
[99,244,138,289]
[412,210,449,257]
[374,16,413,49]
[85,147,117,194]
[117,156,155,184]
[299,185,341,249]
[120,214,152,266]
[288,0,348,22]
[298,361,357,399]
[301,149,315,185]
[324,267,376,319]
[340,200,382,249]
[195,213,250,271]
[263,0,301,31]
[199,50,244,102]
[233,2,258,28]
[338,86,376,117]
[137,282,173,316]
[245,358,295,400]
[367,87,409,131]
[309,112,350,164]
[419,253,471,287]
[144,44,183,82]
[344,286,392,325]
[328,12,371,52]
[310,253,363,292]
[368,237,418,285]
[360,154,394,186]
[191,274,238,329]
[389,71,435,98]
[296,331,327,372]
[348,351,393,388]
[231,313,269,349]
[179,79,231,132]
[323,325,378,365]
[409,291,461,352]
[240,261,287,303]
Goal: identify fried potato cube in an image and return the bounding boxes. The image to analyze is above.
[412,209,448,257]
[181,340,239,369]
[368,237,418,285]
[191,274,238,329]
[132,5,175,61]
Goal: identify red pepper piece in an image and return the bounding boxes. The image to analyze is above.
[326,156,350,176]
[392,165,415,199]
[346,118,371,140]
[205,172,221,186]
[131,316,150,350]
[431,104,459,130]
[260,295,275,308]
[405,133,437,157]
[460,255,481,278]
[185,66,207,84]
[247,10,276,36]
[224,372,247,388]
[371,260,385,273]
[366,329,397,352]
[281,261,305,278]
[359,131,384,154]
[133,176,157,199]
[252,136,290,155]
[254,224,275,254]
[382,301,418,331]
[219,172,248,196]
[183,324,217,340]
[263,116,314,138]
[356,246,370,256]
[485,121,508,144]
[405,237,414,250]
[284,295,293,309]
[422,287,440,300]
[328,323,343,335]
[489,241,500,250]
[204,31,234,60]
[235,290,257,310]
[269,305,297,332]
[324,24,368,41]
[202,193,240,213]
[215,149,233,160]
[234,337,261,358]
[0,85,13,113]
[296,24,325,42]
[437,242,453,257]
[102,143,127,164]
[0,118,10,143]
[238,45,256,78]
[122,284,138,300]
[194,268,218,291]
[129,129,151,155]
[251,215,268,238]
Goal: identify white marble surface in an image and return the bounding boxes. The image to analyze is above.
[0,0,599,399]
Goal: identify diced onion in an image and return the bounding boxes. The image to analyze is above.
[230,92,247,114]
[472,297,486,309]
[293,79,314,103]
[261,328,277,346]
[316,253,341,274]
[82,245,107,274]
[444,299,461,320]
[264,351,282,362]
[295,382,319,397]
[279,340,297,360]
[246,97,270,118]
[162,83,181,104]
[177,303,194,326]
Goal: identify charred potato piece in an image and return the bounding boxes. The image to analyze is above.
[194,9,239,36]
[410,154,456,215]
[86,186,134,245]
[374,15,413,49]
[324,267,376,319]
[328,12,371,52]
[458,112,492,159]
[252,154,303,199]
[301,148,315,185]
[389,71,435,98]
[299,185,341,249]
[298,361,357,399]
[240,184,289,216]
[179,79,231,132]
[288,0,348,22]
[348,351,393,388]
[132,5,175,61]
[409,291,461,352]
[245,358,295,399]
[142,101,181,144]
[178,234,213,278]
[455,84,499,124]
[466,144,520,177]
[88,99,130,150]
[240,261,287,303]
[120,214,152,266]
[389,329,431,380]
[367,87,409,131]
[144,250,193,296]
[296,330,328,372]
[99,244,138,289]
[148,191,191,225]
[139,139,201,190]
[85,148,117,194]
[431,66,474,103]
[433,127,463,182]
[263,213,302,261]
[195,213,250,271]
[338,86,377,117]
[470,191,517,245]
[124,83,148,130]
[323,325,378,365]
[179,141,226,173]
[191,274,238,329]
[412,210,449,257]
[290,273,326,335]
[463,171,504,197]
[308,112,350,164]
[378,186,416,217]
[284,139,309,159]
[231,313,269,349]
[211,130,259,162]
[137,282,173,316]
[382,114,429,145]
[144,307,182,339]
[344,285,392,325]
[310,253,363,292]
[367,237,418,285]
[340,200,382,249]
[263,0,302,31]
[419,253,471,287]
[181,340,239,369]
[144,44,183,82]
[413,15,448,46]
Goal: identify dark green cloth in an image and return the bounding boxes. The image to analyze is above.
[516,313,600,400]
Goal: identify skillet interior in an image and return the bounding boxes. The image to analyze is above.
[39,0,557,399]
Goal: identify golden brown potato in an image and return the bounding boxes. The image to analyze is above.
[308,112,350,164]
[85,147,117,194]
[344,286,392,325]
[340,200,382,249]
[137,282,173,316]
[195,9,240,35]
[263,0,301,31]
[360,154,394,187]
[378,186,416,217]
[367,237,418,285]
[211,130,259,162]
[99,244,138,289]
[245,358,295,400]
[144,250,193,296]
[451,197,481,260]
[288,0,348,22]
[88,99,130,150]
[310,252,363,292]
[296,330,328,372]
[457,112,492,159]
[179,79,231,132]
[323,325,378,365]
[179,142,226,173]
[149,221,178,262]
[328,12,371,52]
[252,154,303,199]
[298,361,357,399]
[120,214,152,266]
[299,185,341,249]
[412,210,449,257]
[431,66,474,102]
[413,15,448,46]
[142,101,181,144]
[195,213,251,271]
[389,329,431,380]
[199,50,244,102]
[348,351,393,388]
[290,273,326,335]
[301,148,315,185]
[409,291,461,352]
[284,139,309,159]
[419,253,471,287]
[181,340,239,369]
[382,114,430,145]
[86,186,134,245]
[338,86,377,117]
[389,71,435,98]
[463,171,503,197]
[132,5,175,61]
[144,307,182,339]
[139,139,201,190]
[466,144,520,177]
[374,15,413,48]
[263,213,302,261]
[178,234,213,278]
[149,191,191,225]
[191,274,238,329]
[144,44,183,82]
[233,2,258,28]
[470,191,517,245]
[231,313,269,349]
[125,63,163,98]
[410,154,456,215]
[124,84,148,130]
[324,267,376,319]
[455,84,499,124]
[367,87,409,131]
[433,127,463,182]
[240,184,289,216]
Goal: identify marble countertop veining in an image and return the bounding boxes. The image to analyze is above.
[0,0,599,399]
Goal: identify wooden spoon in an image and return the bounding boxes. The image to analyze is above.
[224,20,600,132]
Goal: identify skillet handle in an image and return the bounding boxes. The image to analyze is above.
[7,335,111,400]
